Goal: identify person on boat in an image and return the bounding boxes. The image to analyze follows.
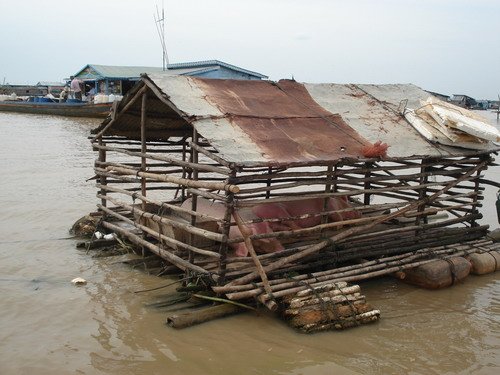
[59,87,68,103]
[87,86,96,102]
[70,76,83,101]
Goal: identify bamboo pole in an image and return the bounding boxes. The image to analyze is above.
[188,141,231,168]
[226,202,475,246]
[97,204,220,258]
[215,238,493,294]
[101,221,214,278]
[217,170,237,284]
[227,160,488,286]
[97,194,225,243]
[166,303,242,329]
[219,225,487,281]
[91,85,147,140]
[186,188,227,202]
[97,136,107,209]
[188,130,200,272]
[140,92,148,203]
[98,185,220,221]
[233,212,277,311]
[105,165,239,193]
[226,245,488,301]
[234,175,477,206]
[231,156,484,183]
[92,143,231,176]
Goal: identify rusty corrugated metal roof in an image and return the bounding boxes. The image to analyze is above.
[93,74,499,166]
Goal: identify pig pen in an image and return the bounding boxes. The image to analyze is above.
[89,74,499,314]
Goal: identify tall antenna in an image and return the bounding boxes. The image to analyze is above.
[154,1,169,71]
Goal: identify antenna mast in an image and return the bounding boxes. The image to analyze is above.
[154,1,169,71]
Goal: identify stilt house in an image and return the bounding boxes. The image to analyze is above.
[91,74,499,308]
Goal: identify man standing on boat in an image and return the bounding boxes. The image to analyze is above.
[70,76,83,101]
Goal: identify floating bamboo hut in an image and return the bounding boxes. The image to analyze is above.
[90,74,500,312]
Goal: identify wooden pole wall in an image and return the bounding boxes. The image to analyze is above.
[91,133,493,292]
[97,136,107,210]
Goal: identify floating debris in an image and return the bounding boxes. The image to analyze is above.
[71,277,87,285]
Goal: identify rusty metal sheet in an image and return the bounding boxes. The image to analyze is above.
[303,83,453,158]
[98,74,497,166]
[192,78,370,164]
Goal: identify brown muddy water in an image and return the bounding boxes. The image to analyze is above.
[0,111,499,375]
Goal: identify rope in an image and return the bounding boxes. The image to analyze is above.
[444,258,458,285]
[333,282,360,328]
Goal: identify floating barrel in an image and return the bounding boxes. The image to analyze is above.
[401,257,471,289]
[466,251,500,275]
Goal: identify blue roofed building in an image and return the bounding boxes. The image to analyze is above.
[73,60,267,96]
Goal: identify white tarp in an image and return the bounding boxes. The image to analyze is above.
[404,97,500,150]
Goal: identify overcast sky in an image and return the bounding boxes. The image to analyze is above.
[1,0,499,98]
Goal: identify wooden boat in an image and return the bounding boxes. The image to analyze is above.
[0,100,112,118]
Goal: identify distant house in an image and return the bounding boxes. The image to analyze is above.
[36,81,65,96]
[72,60,268,96]
[475,100,489,110]
[425,90,450,102]
[0,84,46,96]
[450,94,477,109]
[488,100,499,110]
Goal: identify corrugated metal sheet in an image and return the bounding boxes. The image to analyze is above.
[96,74,498,166]
[167,60,268,78]
[304,83,452,158]
[77,61,267,80]
[83,65,165,79]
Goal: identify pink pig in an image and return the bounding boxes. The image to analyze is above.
[181,197,283,257]
[252,196,360,230]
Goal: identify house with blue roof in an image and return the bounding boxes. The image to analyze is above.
[73,60,267,96]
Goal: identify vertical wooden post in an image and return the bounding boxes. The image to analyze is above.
[181,142,187,201]
[140,91,147,257]
[471,154,488,227]
[218,170,236,285]
[415,158,429,230]
[98,136,107,210]
[188,130,199,272]
[363,162,372,206]
[266,167,272,199]
[333,165,338,193]
[140,92,147,211]
[322,164,334,224]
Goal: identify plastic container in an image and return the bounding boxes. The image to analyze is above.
[94,94,103,104]
[401,257,471,289]
[466,252,499,275]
